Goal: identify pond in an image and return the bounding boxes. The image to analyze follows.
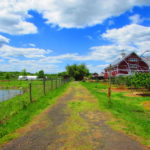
[0,89,23,102]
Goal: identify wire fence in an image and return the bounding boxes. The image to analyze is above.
[0,78,69,124]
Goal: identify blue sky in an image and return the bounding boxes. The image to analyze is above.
[0,0,150,73]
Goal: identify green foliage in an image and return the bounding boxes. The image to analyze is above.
[5,73,10,80]
[21,69,27,76]
[37,70,45,78]
[82,82,150,144]
[45,74,58,79]
[0,72,20,80]
[66,64,89,81]
[58,72,68,76]
[0,70,62,80]
[58,72,69,79]
[131,73,150,89]
[111,73,150,90]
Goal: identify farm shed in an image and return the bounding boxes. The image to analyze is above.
[104,52,149,79]
[18,76,38,80]
[92,73,99,78]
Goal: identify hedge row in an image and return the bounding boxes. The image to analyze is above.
[111,73,150,90]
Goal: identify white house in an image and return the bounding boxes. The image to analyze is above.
[18,76,38,80]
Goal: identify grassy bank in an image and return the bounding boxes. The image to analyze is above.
[81,81,150,145]
[0,80,69,144]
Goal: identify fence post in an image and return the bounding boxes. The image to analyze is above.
[108,64,112,104]
[43,78,46,95]
[55,78,57,88]
[29,82,32,103]
[54,79,56,89]
[60,78,62,86]
[62,79,64,85]
[56,78,58,88]
[59,78,61,87]
[58,78,60,88]
[51,79,53,90]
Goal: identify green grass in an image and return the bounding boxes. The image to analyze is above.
[81,81,150,145]
[0,80,63,122]
[0,80,69,144]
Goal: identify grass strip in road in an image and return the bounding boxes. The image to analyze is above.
[0,82,69,145]
[81,81,150,146]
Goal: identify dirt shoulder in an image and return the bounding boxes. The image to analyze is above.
[0,82,147,150]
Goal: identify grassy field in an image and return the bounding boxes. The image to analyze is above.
[81,81,150,145]
[0,80,69,144]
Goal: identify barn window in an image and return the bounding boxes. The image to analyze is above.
[128,58,138,62]
[129,64,137,68]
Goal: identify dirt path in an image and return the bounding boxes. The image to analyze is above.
[0,82,147,150]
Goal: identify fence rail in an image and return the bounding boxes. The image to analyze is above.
[0,78,70,123]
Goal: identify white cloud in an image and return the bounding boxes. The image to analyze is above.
[38,0,150,28]
[0,0,37,34]
[82,24,150,64]
[0,35,9,46]
[129,14,142,24]
[0,45,52,58]
[68,24,150,65]
[87,64,108,73]
[29,43,36,47]
[72,45,136,62]
[102,24,150,48]
[0,0,150,34]
[0,58,59,73]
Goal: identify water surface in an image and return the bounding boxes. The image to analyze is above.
[0,89,23,102]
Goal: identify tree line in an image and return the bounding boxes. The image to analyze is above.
[0,64,90,81]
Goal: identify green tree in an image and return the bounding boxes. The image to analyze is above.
[66,64,89,81]
[38,70,45,78]
[5,73,10,80]
[21,69,27,76]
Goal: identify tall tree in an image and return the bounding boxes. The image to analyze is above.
[38,70,45,78]
[21,69,27,76]
[5,73,10,80]
[66,64,89,80]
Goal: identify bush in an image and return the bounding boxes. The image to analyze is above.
[111,73,150,90]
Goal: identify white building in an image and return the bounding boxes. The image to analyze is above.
[18,76,38,80]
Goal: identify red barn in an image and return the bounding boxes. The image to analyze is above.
[104,52,150,79]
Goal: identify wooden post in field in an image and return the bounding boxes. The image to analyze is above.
[60,78,62,86]
[43,78,46,95]
[52,78,54,90]
[59,78,61,87]
[54,79,56,89]
[108,64,112,104]
[59,78,60,87]
[57,78,59,88]
[62,78,63,85]
[29,82,32,103]
[56,78,58,88]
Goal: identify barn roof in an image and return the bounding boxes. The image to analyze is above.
[111,52,137,66]
[105,51,150,70]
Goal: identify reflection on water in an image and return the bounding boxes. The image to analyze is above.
[0,89,23,102]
